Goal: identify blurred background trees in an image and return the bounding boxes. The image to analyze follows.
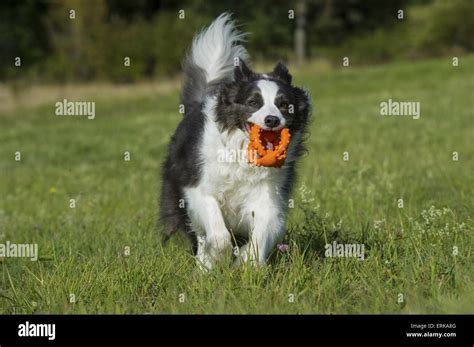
[1,0,473,83]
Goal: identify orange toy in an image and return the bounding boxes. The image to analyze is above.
[247,124,291,167]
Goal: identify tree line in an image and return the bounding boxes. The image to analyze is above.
[1,0,472,82]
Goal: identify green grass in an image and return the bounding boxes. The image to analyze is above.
[0,56,473,314]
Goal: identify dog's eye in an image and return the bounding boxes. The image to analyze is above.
[247,99,257,107]
[280,102,289,109]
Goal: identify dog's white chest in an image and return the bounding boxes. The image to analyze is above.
[197,119,283,234]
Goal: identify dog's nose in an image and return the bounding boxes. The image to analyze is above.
[264,115,280,128]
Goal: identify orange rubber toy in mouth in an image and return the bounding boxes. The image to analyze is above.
[247,124,291,167]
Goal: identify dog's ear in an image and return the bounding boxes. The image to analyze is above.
[234,59,254,82]
[271,62,292,84]
[292,87,310,130]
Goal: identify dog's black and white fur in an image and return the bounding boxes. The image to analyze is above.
[160,13,311,269]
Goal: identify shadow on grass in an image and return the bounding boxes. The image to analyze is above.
[277,202,373,263]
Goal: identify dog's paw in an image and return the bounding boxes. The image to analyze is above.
[196,232,232,271]
[206,233,232,259]
[233,244,266,267]
[196,252,214,272]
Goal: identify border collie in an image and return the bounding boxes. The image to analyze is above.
[160,13,311,270]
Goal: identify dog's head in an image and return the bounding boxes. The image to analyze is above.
[215,60,310,136]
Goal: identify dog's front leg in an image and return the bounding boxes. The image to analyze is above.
[240,184,286,266]
[185,188,232,270]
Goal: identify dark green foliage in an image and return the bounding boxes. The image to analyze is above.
[0,0,50,80]
[417,0,474,54]
[0,0,473,82]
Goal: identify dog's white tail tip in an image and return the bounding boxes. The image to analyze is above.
[191,12,249,84]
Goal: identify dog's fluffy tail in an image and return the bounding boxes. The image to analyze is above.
[181,13,248,111]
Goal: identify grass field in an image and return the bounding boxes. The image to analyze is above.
[0,56,473,314]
